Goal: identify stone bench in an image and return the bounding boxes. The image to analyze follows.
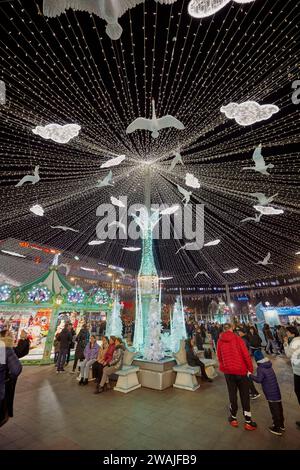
[197,358,217,380]
[172,364,200,391]
[114,365,141,394]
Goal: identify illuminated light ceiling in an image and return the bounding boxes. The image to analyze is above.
[0,0,299,287]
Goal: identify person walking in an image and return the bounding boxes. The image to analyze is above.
[283,326,300,429]
[78,335,99,385]
[56,324,72,373]
[217,323,257,430]
[264,324,280,355]
[71,324,89,374]
[248,350,284,436]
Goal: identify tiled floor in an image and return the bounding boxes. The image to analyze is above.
[1,356,299,450]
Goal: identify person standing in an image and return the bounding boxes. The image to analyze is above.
[217,323,257,430]
[56,324,72,373]
[249,350,284,436]
[14,330,30,359]
[283,326,300,429]
[248,326,262,356]
[71,324,89,374]
[0,330,22,427]
[66,324,76,366]
[264,324,280,355]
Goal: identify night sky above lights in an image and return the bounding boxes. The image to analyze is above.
[0,0,300,288]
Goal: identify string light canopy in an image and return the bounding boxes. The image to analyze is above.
[0,0,299,288]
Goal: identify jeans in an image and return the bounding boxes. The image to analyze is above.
[225,374,252,422]
[92,362,104,384]
[266,339,279,354]
[268,401,284,429]
[294,374,300,405]
[248,377,259,396]
[80,359,96,380]
[57,349,68,371]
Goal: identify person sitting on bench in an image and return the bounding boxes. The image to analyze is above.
[186,338,212,383]
[96,337,125,393]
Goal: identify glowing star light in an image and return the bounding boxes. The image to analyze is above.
[188,0,255,19]
[221,101,279,126]
[185,173,200,189]
[30,204,44,216]
[32,123,81,143]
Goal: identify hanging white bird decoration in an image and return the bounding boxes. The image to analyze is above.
[194,271,210,279]
[242,145,274,176]
[256,252,273,266]
[241,213,262,223]
[126,99,185,139]
[169,150,184,171]
[177,185,192,206]
[15,166,40,187]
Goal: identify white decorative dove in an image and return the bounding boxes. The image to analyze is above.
[169,150,184,171]
[242,145,274,176]
[16,166,40,187]
[194,271,210,279]
[241,213,262,223]
[58,263,71,276]
[50,225,79,232]
[250,192,278,206]
[177,185,192,206]
[96,170,114,187]
[126,99,185,139]
[176,242,201,254]
[256,252,273,266]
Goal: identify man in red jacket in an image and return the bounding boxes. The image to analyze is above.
[217,323,257,430]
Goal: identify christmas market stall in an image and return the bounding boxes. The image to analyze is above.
[0,259,112,364]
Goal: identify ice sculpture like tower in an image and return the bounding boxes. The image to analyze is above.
[133,166,161,353]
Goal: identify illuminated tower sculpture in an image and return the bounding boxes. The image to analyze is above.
[133,167,164,359]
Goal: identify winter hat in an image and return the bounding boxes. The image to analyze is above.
[254,349,264,362]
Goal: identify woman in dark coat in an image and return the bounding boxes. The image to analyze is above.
[14,330,30,359]
[0,330,22,427]
[186,339,212,382]
[71,324,90,373]
[248,326,262,355]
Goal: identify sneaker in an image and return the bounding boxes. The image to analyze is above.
[250,393,261,400]
[228,417,239,427]
[244,421,257,431]
[280,426,285,431]
[268,426,283,436]
[56,371,59,374]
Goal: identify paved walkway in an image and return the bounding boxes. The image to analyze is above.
[1,356,299,450]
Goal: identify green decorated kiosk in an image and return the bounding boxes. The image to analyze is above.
[0,256,112,364]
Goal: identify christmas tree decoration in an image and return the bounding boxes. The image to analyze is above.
[0,285,12,302]
[170,293,187,353]
[28,286,51,303]
[67,287,85,304]
[32,123,81,143]
[106,292,123,338]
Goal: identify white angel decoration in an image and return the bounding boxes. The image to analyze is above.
[126,99,185,139]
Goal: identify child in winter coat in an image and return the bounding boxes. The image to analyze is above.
[248,350,284,436]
